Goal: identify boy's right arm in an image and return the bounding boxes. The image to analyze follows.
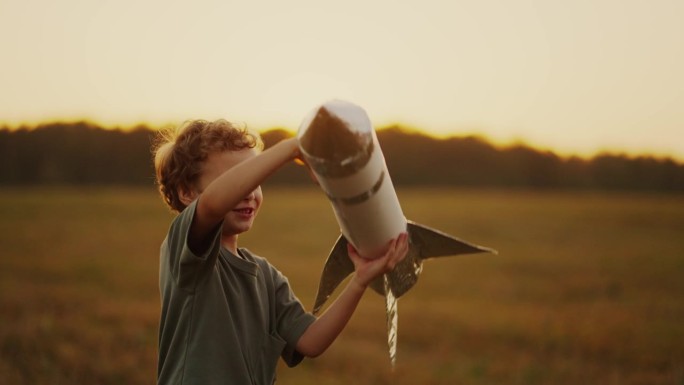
[188,137,300,254]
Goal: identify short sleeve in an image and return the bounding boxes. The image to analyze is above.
[165,199,223,291]
[272,268,317,367]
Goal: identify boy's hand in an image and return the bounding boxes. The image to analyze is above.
[348,232,409,289]
[281,137,301,160]
[292,141,320,186]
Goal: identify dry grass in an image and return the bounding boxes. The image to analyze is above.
[1,187,682,384]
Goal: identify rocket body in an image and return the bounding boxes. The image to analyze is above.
[298,100,405,259]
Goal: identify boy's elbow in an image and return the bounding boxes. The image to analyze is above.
[197,195,227,223]
[196,193,216,214]
[297,346,325,358]
[296,337,327,358]
[300,346,324,359]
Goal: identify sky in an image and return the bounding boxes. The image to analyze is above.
[1,0,683,159]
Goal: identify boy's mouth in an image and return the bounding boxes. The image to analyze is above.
[233,208,255,215]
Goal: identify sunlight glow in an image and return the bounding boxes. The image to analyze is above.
[1,0,683,160]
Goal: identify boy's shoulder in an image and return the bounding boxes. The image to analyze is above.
[166,199,198,234]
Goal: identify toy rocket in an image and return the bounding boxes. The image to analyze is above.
[297,100,496,366]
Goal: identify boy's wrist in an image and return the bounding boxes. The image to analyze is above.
[350,275,369,293]
[277,137,300,161]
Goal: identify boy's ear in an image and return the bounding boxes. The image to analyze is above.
[178,185,198,206]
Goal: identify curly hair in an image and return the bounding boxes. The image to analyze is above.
[153,119,263,212]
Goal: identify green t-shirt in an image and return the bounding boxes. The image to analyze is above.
[157,200,317,385]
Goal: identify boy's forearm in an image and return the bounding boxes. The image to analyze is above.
[296,276,367,358]
[296,237,408,358]
[201,138,298,220]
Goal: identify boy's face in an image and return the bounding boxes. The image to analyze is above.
[197,148,263,236]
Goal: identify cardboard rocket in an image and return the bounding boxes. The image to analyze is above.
[297,100,496,365]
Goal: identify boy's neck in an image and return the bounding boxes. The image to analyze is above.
[222,235,239,256]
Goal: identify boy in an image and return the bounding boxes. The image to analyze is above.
[153,119,408,384]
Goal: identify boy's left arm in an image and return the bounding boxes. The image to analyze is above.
[295,233,409,358]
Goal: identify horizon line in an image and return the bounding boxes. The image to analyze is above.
[1,118,682,163]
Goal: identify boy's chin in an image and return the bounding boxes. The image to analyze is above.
[223,219,255,235]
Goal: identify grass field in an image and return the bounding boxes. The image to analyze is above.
[1,187,683,384]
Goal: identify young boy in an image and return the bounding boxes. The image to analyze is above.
[153,119,408,385]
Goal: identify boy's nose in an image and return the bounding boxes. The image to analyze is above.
[244,190,256,201]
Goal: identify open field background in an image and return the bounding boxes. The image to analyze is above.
[1,187,683,384]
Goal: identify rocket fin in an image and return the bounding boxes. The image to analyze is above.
[314,222,497,305]
[407,220,497,258]
[312,235,354,315]
[377,221,497,299]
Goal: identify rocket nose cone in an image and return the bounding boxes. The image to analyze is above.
[298,100,373,138]
[320,100,373,135]
[298,100,373,161]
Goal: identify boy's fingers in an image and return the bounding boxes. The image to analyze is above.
[389,250,404,267]
[347,243,360,259]
[394,233,408,255]
[382,233,408,271]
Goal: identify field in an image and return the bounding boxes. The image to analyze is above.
[1,187,683,384]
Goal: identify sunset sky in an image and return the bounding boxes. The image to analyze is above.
[1,0,683,159]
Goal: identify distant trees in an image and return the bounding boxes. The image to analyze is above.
[1,122,683,192]
[374,127,684,191]
[0,122,154,185]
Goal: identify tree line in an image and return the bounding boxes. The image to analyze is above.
[1,121,683,192]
